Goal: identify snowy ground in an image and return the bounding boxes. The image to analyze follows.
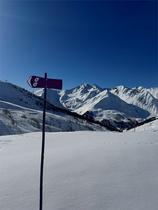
[132,118,158,132]
[0,130,158,210]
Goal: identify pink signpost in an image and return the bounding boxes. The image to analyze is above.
[28,73,62,210]
[27,75,62,89]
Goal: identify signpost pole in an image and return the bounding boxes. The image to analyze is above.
[39,73,47,210]
[27,73,62,210]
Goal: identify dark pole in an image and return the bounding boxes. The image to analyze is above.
[39,73,47,210]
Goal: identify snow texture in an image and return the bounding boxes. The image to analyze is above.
[0,129,158,210]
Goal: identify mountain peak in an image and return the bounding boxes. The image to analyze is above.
[116,85,125,89]
[79,83,100,89]
[75,83,103,92]
[80,83,93,89]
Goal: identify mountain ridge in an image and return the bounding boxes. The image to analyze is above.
[0,81,112,135]
[0,80,157,135]
[35,83,158,130]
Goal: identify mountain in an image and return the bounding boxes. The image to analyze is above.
[1,80,157,135]
[0,81,109,135]
[111,86,158,116]
[35,83,103,111]
[35,83,158,130]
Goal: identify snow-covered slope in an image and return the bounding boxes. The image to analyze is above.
[75,89,148,118]
[111,86,158,116]
[130,118,158,132]
[0,107,107,135]
[60,83,103,111]
[0,80,44,110]
[147,87,158,99]
[0,81,108,135]
[0,130,158,210]
[35,88,65,109]
[35,84,158,130]
[35,83,103,111]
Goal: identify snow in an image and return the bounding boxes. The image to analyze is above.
[1,80,158,134]
[131,119,158,132]
[0,81,107,135]
[0,130,158,210]
[111,86,158,116]
[75,89,149,119]
[0,107,106,135]
[0,80,42,110]
[35,88,64,109]
[1,80,158,209]
[147,88,158,99]
[35,84,158,130]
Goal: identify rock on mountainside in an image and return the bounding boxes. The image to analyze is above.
[35,83,158,130]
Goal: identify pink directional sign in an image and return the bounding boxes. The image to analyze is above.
[27,73,62,210]
[27,75,62,89]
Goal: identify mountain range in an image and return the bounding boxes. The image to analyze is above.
[0,80,157,135]
[35,83,158,130]
[0,81,108,135]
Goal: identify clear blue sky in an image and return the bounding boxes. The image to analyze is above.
[0,0,157,90]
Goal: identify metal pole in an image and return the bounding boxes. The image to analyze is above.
[39,73,47,210]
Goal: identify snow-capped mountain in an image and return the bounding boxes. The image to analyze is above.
[1,80,157,135]
[35,83,158,130]
[111,86,158,116]
[0,81,108,135]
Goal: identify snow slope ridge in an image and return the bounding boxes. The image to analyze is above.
[0,80,44,110]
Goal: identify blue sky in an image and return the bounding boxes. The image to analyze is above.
[0,0,157,90]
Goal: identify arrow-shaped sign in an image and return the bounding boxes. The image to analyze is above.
[27,75,62,89]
